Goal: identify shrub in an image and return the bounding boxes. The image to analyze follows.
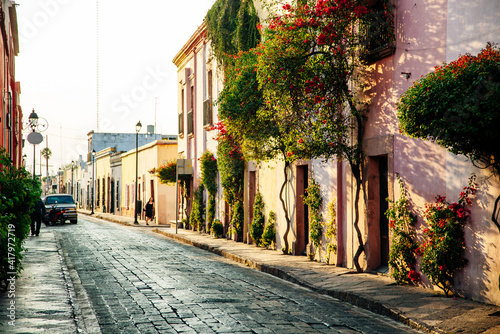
[189,185,205,232]
[0,148,41,287]
[211,219,223,238]
[419,174,476,296]
[249,193,265,246]
[262,211,276,249]
[200,150,218,231]
[385,174,418,284]
[303,178,323,260]
[324,198,337,265]
[231,200,244,241]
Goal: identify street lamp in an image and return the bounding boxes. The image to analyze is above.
[91,150,96,214]
[29,110,39,178]
[134,121,142,224]
[71,160,75,198]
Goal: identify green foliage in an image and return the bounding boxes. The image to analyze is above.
[385,174,418,284]
[303,178,323,258]
[0,148,41,287]
[256,0,375,163]
[231,200,244,240]
[419,174,477,296]
[397,44,500,175]
[249,192,265,246]
[156,160,177,185]
[200,150,218,230]
[189,185,205,232]
[200,151,218,195]
[213,122,245,206]
[211,219,224,238]
[324,198,337,265]
[206,196,216,232]
[206,0,260,68]
[262,211,276,249]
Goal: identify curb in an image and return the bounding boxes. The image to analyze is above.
[151,228,440,334]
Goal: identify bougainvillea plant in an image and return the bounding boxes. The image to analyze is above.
[419,174,477,296]
[397,44,500,230]
[255,0,394,269]
[213,121,245,240]
[385,174,418,284]
[156,160,177,185]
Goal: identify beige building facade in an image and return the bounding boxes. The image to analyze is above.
[121,140,178,224]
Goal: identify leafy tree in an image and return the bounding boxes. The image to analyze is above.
[397,44,500,231]
[0,148,41,287]
[252,0,388,268]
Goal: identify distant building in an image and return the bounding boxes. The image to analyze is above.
[86,130,177,162]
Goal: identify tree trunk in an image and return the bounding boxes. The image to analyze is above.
[280,161,291,254]
[351,162,365,272]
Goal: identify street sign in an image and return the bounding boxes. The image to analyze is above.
[177,159,193,175]
[27,131,43,145]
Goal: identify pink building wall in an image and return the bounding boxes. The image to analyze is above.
[362,0,500,305]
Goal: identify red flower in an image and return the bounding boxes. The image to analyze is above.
[317,33,327,45]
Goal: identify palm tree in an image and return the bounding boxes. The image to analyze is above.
[41,147,52,194]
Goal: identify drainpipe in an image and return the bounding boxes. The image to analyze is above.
[337,159,344,266]
[193,48,198,188]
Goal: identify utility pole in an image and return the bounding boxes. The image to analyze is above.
[154,97,158,134]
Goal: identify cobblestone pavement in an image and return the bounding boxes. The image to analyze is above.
[53,215,422,334]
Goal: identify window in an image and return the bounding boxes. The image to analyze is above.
[187,85,194,135]
[361,0,395,64]
[116,181,120,210]
[179,88,185,136]
[97,179,100,206]
[204,70,213,128]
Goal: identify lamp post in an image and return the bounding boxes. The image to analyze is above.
[91,150,96,214]
[134,121,142,224]
[71,160,75,198]
[29,110,38,178]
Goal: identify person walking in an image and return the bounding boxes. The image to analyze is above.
[144,197,154,225]
[31,198,46,236]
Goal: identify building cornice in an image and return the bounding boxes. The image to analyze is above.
[172,21,207,68]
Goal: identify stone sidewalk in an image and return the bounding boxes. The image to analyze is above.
[80,210,500,334]
[0,229,100,334]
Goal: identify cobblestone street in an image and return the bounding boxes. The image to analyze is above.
[52,215,421,333]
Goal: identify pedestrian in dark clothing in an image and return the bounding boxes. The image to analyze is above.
[31,199,46,236]
[144,197,154,225]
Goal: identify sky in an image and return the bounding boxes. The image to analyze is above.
[17,0,216,175]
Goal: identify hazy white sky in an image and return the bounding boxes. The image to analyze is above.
[17,0,216,174]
